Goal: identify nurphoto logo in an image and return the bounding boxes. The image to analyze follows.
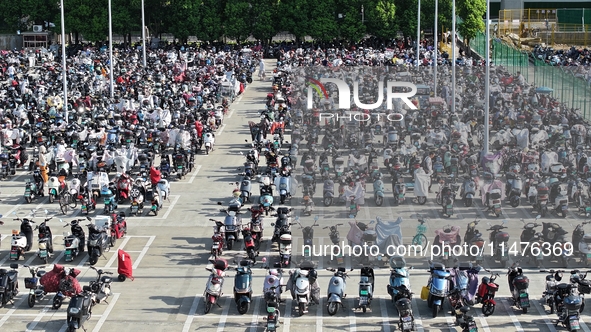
[306,77,418,111]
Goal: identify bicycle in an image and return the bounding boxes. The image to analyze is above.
[59,192,77,215]
[411,216,428,246]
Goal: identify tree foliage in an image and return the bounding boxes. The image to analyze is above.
[0,0,474,44]
[456,0,485,46]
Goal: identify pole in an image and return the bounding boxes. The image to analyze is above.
[361,5,364,23]
[141,0,147,67]
[108,0,114,98]
[484,0,490,155]
[416,0,421,67]
[452,0,456,114]
[434,0,438,97]
[60,0,68,124]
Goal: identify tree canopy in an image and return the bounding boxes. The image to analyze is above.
[0,0,486,44]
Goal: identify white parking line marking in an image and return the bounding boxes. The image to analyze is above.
[216,297,232,332]
[410,298,425,332]
[379,297,391,332]
[0,296,28,328]
[76,254,90,268]
[578,317,591,332]
[349,299,357,332]
[0,313,103,318]
[91,293,120,332]
[532,300,558,332]
[188,165,202,184]
[104,236,132,268]
[317,297,324,332]
[283,296,291,332]
[162,195,180,219]
[182,295,202,332]
[500,299,524,331]
[133,236,156,269]
[25,306,50,332]
[317,237,324,270]
[217,124,227,136]
[249,296,262,332]
[476,311,492,332]
[227,109,235,118]
[4,203,23,218]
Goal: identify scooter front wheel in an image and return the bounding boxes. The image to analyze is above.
[464,197,472,207]
[481,302,495,316]
[25,196,32,204]
[27,294,35,308]
[327,302,339,316]
[417,196,427,205]
[204,301,212,314]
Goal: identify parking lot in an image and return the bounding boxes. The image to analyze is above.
[0,66,590,331]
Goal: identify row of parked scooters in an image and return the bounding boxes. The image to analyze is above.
[1,209,127,266]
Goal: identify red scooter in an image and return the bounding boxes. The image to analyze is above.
[476,269,500,316]
[116,173,133,203]
[433,225,462,267]
[210,219,225,260]
[109,211,128,241]
[242,227,259,262]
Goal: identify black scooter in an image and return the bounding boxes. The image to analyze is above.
[0,263,19,308]
[62,219,88,262]
[35,213,54,264]
[65,285,95,332]
[87,223,110,266]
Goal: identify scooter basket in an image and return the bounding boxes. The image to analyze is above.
[494,232,510,242]
[513,276,529,290]
[362,230,377,242]
[578,280,591,294]
[212,259,229,271]
[0,154,8,162]
[565,295,582,311]
[24,277,38,289]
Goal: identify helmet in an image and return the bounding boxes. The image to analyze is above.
[308,269,318,281]
[481,276,490,284]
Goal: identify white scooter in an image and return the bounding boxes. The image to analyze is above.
[150,179,170,216]
[288,262,319,316]
[47,175,64,203]
[204,132,215,154]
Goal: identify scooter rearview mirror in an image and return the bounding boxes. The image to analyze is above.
[86,217,91,221]
[536,215,542,219]
[217,202,223,205]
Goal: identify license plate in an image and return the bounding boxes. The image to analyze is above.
[586,207,591,211]
[377,255,382,261]
[399,194,404,198]
[39,251,47,258]
[177,166,183,169]
[571,319,580,329]
[402,316,412,322]
[520,298,529,307]
[562,206,568,210]
[65,249,71,255]
[447,205,453,208]
[360,290,369,296]
[81,205,86,211]
[586,253,591,258]
[10,252,17,259]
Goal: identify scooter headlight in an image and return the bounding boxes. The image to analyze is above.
[68,307,80,315]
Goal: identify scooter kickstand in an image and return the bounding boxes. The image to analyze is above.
[216,302,223,308]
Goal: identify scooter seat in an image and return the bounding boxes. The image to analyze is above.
[100,276,112,284]
[7,271,18,281]
[0,269,6,275]
[460,306,471,313]
[36,271,46,278]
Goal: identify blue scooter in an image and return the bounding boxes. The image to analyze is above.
[387,256,413,303]
[427,261,451,317]
[372,172,385,206]
[233,259,256,314]
[259,183,274,215]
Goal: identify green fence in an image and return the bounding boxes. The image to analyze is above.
[468,31,591,120]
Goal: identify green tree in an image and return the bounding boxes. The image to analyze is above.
[366,0,396,40]
[308,0,338,41]
[112,0,141,47]
[251,0,278,44]
[336,0,365,42]
[196,0,224,42]
[53,0,108,44]
[163,0,200,43]
[224,0,252,43]
[277,0,310,42]
[457,0,485,46]
[0,0,59,32]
